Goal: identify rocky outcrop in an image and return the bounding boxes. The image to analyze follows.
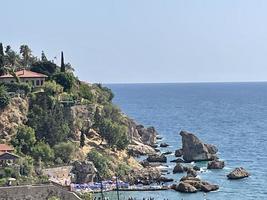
[170,158,184,163]
[175,149,183,157]
[174,182,197,193]
[173,163,186,173]
[173,176,219,193]
[128,167,163,185]
[227,167,250,179]
[128,141,156,156]
[136,125,158,145]
[180,131,218,162]
[160,143,169,148]
[0,97,28,142]
[146,154,167,163]
[187,168,197,177]
[71,160,97,183]
[207,160,225,169]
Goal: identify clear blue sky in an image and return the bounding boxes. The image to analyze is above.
[1,0,267,83]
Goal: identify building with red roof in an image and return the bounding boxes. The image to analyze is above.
[0,144,14,153]
[0,69,48,87]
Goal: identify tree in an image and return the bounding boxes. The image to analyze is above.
[87,150,110,177]
[52,72,76,92]
[98,119,129,149]
[31,60,58,76]
[41,51,48,61]
[11,125,36,155]
[80,132,85,148]
[20,45,32,68]
[32,141,54,163]
[54,142,76,163]
[0,85,10,109]
[0,43,4,76]
[60,51,65,72]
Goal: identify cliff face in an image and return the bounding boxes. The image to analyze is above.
[0,97,29,142]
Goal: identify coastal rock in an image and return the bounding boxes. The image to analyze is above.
[175,149,183,157]
[71,160,97,183]
[175,182,198,193]
[193,166,201,171]
[173,163,186,173]
[160,143,170,148]
[207,160,225,169]
[187,168,197,177]
[136,125,158,145]
[180,130,218,162]
[147,154,167,163]
[128,167,162,185]
[170,158,184,163]
[162,151,172,155]
[128,142,156,156]
[200,181,219,192]
[227,167,250,179]
[180,176,201,182]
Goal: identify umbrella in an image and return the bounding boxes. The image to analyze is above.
[8,178,16,181]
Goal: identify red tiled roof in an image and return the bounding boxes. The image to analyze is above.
[0,144,14,151]
[0,70,47,78]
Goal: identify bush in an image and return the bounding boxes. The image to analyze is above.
[3,82,31,95]
[32,141,54,163]
[99,119,129,150]
[11,125,36,155]
[19,156,34,176]
[42,81,63,96]
[87,150,110,177]
[31,61,58,77]
[54,142,76,163]
[0,85,10,109]
[78,83,94,102]
[52,72,76,92]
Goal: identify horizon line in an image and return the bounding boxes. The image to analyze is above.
[100,80,267,85]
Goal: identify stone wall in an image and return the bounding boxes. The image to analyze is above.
[0,184,81,200]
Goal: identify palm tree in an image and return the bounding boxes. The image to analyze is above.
[20,45,32,68]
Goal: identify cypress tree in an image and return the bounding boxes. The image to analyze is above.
[80,132,85,147]
[60,51,65,72]
[0,43,4,76]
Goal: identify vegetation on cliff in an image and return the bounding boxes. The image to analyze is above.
[0,43,133,181]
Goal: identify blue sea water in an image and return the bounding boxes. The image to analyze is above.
[99,83,267,200]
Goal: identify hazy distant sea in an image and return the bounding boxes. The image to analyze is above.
[95,82,267,200]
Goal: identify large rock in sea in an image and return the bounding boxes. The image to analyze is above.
[176,176,219,193]
[71,160,97,183]
[180,131,218,162]
[227,167,250,179]
[174,182,198,193]
[173,163,186,173]
[175,149,183,157]
[147,154,167,163]
[207,160,225,169]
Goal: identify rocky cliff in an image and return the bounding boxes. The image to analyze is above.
[0,97,28,142]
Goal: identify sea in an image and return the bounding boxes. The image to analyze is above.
[95,82,267,200]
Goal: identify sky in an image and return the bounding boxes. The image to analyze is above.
[1,0,267,83]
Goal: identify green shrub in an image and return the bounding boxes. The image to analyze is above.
[52,72,76,92]
[11,125,36,155]
[78,83,94,102]
[31,61,58,77]
[19,156,34,176]
[54,142,77,163]
[32,141,54,163]
[3,82,31,94]
[42,81,63,96]
[87,150,110,177]
[0,85,10,109]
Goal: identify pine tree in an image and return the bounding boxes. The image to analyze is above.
[80,132,85,147]
[60,51,65,72]
[0,43,4,76]
[41,51,48,61]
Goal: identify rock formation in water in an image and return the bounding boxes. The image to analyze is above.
[179,130,218,162]
[227,167,250,179]
[207,160,225,169]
